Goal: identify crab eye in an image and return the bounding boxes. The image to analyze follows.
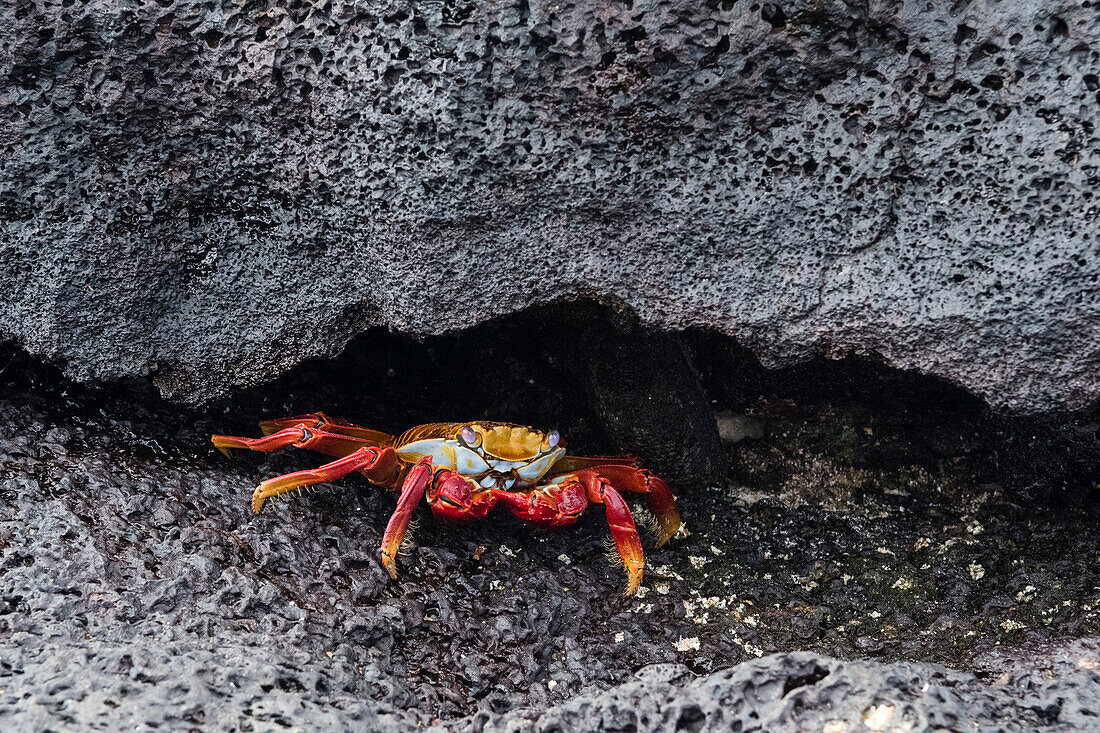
[459,426,479,446]
[547,429,560,448]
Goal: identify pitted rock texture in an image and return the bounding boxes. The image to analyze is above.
[444,647,1100,732]
[2,346,1100,729]
[2,0,1099,410]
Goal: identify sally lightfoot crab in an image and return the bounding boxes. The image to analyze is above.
[212,414,681,594]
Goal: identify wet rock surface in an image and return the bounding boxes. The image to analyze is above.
[1,343,1098,730]
[3,0,1100,411]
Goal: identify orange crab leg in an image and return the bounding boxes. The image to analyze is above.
[248,445,401,513]
[572,465,681,546]
[379,457,435,579]
[548,454,639,473]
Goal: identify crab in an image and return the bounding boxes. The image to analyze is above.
[212,414,681,594]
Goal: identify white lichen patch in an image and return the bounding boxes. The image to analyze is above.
[674,636,700,652]
[557,553,572,565]
[710,545,725,555]
[490,580,504,591]
[729,633,764,657]
[892,576,915,591]
[822,721,848,733]
[1077,658,1100,674]
[790,573,819,591]
[651,564,685,581]
[689,556,709,569]
[913,536,932,550]
[967,520,985,535]
[614,632,625,643]
[1001,619,1026,632]
[634,586,649,599]
[968,563,985,580]
[498,544,516,557]
[673,524,691,540]
[1015,585,1038,602]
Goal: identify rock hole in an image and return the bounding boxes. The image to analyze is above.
[953,24,977,44]
[675,704,706,732]
[782,664,830,696]
[761,3,786,29]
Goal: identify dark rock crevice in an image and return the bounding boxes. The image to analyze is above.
[6,295,1097,501]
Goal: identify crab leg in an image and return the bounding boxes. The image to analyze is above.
[379,457,436,579]
[214,422,390,461]
[212,427,313,456]
[499,474,645,595]
[249,445,401,514]
[584,475,646,595]
[571,465,681,546]
[258,413,394,446]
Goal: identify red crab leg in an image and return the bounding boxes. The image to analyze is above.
[584,475,646,596]
[548,454,639,473]
[212,427,310,456]
[379,457,436,579]
[213,426,381,460]
[249,445,401,514]
[500,474,645,595]
[572,465,681,546]
[258,413,394,446]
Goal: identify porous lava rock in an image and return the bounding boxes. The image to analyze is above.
[2,0,1099,411]
[444,646,1100,732]
[3,344,1100,729]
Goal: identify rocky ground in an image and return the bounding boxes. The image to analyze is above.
[1,335,1097,730]
[4,0,1099,728]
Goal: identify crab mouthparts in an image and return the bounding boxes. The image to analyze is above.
[479,471,517,490]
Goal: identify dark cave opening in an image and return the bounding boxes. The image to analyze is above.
[2,299,1096,509]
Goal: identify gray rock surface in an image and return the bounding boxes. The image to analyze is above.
[445,646,1100,732]
[2,347,1099,730]
[2,0,1099,410]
